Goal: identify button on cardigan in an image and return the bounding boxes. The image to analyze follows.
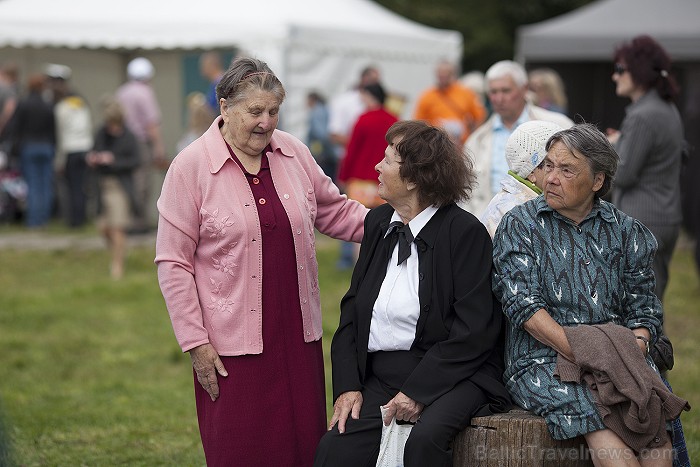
[155,117,367,356]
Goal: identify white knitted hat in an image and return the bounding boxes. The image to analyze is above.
[506,120,563,177]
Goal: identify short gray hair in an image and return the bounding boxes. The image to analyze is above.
[545,123,619,198]
[485,60,528,87]
[216,57,285,108]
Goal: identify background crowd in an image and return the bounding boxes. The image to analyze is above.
[0,31,697,285]
[0,26,696,466]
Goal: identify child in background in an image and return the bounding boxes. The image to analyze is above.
[87,98,139,279]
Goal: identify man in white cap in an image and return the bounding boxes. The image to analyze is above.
[46,63,94,228]
[115,56,165,232]
[480,120,563,239]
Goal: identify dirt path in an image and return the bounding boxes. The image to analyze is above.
[0,230,156,251]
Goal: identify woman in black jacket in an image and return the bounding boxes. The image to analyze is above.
[315,120,511,467]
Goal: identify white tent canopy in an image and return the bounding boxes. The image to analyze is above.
[0,0,462,143]
[0,0,460,54]
[516,0,700,63]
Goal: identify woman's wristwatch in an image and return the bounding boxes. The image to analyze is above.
[636,335,650,356]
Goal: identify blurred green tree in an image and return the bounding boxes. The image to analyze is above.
[374,0,595,72]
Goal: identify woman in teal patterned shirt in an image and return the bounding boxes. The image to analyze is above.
[492,123,672,464]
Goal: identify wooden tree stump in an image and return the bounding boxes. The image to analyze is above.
[453,409,594,466]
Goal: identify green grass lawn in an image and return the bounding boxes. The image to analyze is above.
[0,232,697,465]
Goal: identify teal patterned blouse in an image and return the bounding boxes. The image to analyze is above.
[492,195,662,439]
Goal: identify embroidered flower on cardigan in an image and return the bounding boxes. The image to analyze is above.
[213,251,238,276]
[208,296,235,317]
[203,208,234,238]
[210,278,222,294]
[202,208,239,320]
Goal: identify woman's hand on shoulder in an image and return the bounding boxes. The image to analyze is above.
[632,329,651,357]
[189,343,228,402]
[328,390,363,434]
[382,391,424,426]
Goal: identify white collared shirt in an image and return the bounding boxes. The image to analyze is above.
[367,205,439,352]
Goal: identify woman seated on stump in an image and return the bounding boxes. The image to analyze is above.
[492,123,689,466]
[314,120,512,467]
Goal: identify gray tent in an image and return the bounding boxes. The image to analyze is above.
[514,0,700,235]
[516,0,700,63]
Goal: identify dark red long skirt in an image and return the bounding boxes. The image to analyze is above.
[194,153,326,466]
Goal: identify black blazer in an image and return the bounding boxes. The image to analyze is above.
[331,202,511,411]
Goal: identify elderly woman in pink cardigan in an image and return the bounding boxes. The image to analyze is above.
[155,57,368,467]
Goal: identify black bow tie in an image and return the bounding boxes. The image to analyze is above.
[389,221,414,266]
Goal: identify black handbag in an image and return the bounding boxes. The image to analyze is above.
[650,334,674,372]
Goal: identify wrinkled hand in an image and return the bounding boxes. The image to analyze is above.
[99,151,115,165]
[85,151,99,168]
[636,337,648,356]
[328,391,363,434]
[382,392,424,426]
[189,343,228,401]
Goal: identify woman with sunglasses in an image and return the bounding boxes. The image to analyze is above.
[607,35,684,304]
[608,36,693,467]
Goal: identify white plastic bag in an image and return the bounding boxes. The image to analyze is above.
[376,406,413,467]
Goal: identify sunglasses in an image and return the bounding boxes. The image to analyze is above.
[613,63,627,75]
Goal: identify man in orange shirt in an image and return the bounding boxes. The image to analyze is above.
[414,59,486,145]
